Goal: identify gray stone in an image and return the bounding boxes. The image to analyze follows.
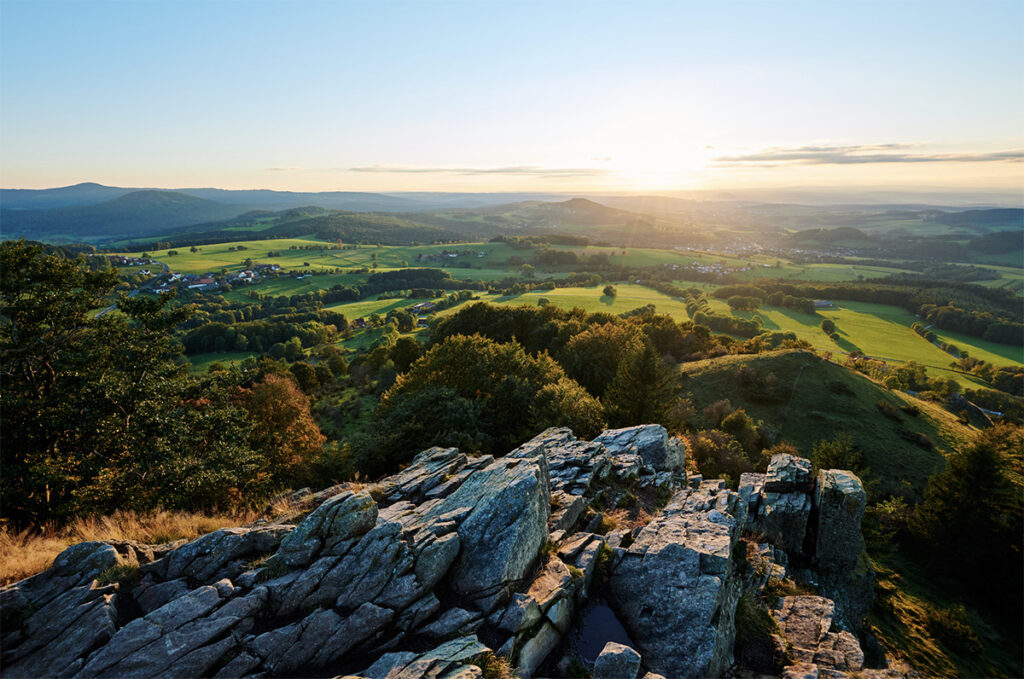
[2,583,117,678]
[419,607,483,639]
[357,636,489,679]
[773,596,865,673]
[594,641,642,679]
[495,593,542,633]
[609,482,746,679]
[422,444,550,609]
[276,491,377,567]
[593,425,685,472]
[738,472,765,516]
[515,622,561,678]
[764,453,813,493]
[814,469,867,571]
[164,525,291,581]
[757,491,812,555]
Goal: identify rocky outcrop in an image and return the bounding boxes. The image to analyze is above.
[609,480,747,679]
[1,428,895,679]
[593,425,686,473]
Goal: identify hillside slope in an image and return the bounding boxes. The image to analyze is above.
[680,349,975,499]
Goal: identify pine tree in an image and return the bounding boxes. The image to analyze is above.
[602,342,679,427]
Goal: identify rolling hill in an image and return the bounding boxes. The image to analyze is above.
[678,349,975,500]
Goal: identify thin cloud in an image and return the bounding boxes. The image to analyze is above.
[714,144,1024,165]
[349,165,610,178]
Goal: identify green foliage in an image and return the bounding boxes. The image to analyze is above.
[810,433,866,475]
[0,241,326,524]
[557,322,644,397]
[912,425,1023,613]
[689,430,753,483]
[734,591,786,673]
[371,334,603,472]
[602,284,617,297]
[603,343,679,427]
[924,604,983,655]
[96,563,141,587]
[388,335,421,372]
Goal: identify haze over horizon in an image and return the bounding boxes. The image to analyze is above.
[1,0,1022,196]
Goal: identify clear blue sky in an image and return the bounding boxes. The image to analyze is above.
[1,0,1021,192]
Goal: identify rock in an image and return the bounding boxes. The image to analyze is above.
[609,482,746,679]
[594,641,642,679]
[75,583,231,678]
[164,525,291,581]
[593,425,685,473]
[276,490,377,567]
[495,593,542,634]
[422,444,550,609]
[549,490,588,533]
[773,596,865,673]
[516,622,561,678]
[1,582,118,678]
[764,453,813,493]
[757,491,812,555]
[133,577,189,614]
[419,607,483,639]
[813,469,867,571]
[357,636,489,679]
[525,558,572,610]
[738,472,765,516]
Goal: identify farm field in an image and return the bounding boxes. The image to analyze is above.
[458,283,694,319]
[735,261,914,282]
[703,298,1021,386]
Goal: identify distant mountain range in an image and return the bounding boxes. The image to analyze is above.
[0,182,1020,245]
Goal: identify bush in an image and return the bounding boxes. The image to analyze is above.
[924,604,982,654]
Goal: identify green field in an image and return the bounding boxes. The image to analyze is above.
[188,351,254,371]
[701,298,1021,387]
[120,239,520,276]
[462,283,693,319]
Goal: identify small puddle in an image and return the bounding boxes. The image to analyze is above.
[567,597,637,663]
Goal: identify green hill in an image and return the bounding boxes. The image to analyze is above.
[680,349,975,500]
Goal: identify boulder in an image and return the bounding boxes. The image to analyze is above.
[609,482,746,679]
[773,596,865,673]
[757,491,812,555]
[594,641,642,679]
[813,469,867,571]
[357,636,489,679]
[764,453,813,493]
[738,472,765,516]
[276,490,377,567]
[423,444,550,609]
[593,425,685,473]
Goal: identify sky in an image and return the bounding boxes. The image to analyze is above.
[1,0,1022,194]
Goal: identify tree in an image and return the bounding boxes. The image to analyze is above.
[0,241,278,523]
[521,263,535,279]
[912,425,1023,610]
[602,284,617,298]
[390,336,421,372]
[283,337,304,361]
[376,334,602,465]
[820,319,836,334]
[289,361,320,393]
[239,374,326,485]
[810,433,865,474]
[689,430,752,482]
[603,342,679,427]
[557,322,644,397]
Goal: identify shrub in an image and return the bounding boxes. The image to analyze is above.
[924,604,982,654]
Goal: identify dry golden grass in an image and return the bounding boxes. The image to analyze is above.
[0,509,261,586]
